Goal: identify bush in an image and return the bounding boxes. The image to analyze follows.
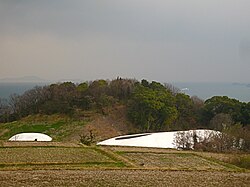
[230,156,250,169]
[79,129,96,146]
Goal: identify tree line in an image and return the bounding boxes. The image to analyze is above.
[0,78,249,135]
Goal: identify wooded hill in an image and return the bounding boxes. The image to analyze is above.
[0,78,249,151]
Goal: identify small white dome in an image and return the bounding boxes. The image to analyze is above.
[9,133,52,142]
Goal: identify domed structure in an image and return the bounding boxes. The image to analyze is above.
[97,129,219,149]
[9,133,52,142]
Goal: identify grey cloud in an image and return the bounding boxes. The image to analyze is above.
[0,0,250,82]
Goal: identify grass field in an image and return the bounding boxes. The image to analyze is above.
[0,114,87,142]
[0,146,126,170]
[118,152,231,171]
[0,144,249,186]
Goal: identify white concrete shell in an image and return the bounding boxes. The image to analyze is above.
[9,133,52,142]
[97,129,219,149]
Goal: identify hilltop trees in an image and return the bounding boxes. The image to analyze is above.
[0,98,10,122]
[0,78,137,122]
[0,77,249,149]
[202,96,249,127]
[127,80,177,131]
[174,93,197,130]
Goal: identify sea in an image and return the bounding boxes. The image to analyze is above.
[172,82,250,103]
[0,82,48,101]
[0,82,249,102]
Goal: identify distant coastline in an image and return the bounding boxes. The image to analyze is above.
[0,82,48,99]
[171,82,250,102]
[0,80,249,102]
[232,82,250,88]
[0,76,47,83]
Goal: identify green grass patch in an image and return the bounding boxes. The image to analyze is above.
[0,114,87,141]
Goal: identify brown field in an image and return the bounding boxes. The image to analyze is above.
[119,152,229,170]
[0,147,111,164]
[0,145,249,186]
[0,170,249,187]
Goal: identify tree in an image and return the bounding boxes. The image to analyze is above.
[79,129,96,146]
[88,79,108,98]
[164,83,180,96]
[40,82,77,115]
[240,102,250,125]
[8,93,22,119]
[174,93,197,130]
[173,131,193,150]
[109,78,136,100]
[77,82,88,93]
[0,98,11,122]
[191,96,204,110]
[209,113,233,131]
[128,81,177,131]
[203,96,243,126]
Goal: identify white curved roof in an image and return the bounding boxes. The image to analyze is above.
[97,129,219,149]
[9,133,52,142]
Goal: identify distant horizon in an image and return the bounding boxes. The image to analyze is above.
[1,77,250,102]
[0,75,250,84]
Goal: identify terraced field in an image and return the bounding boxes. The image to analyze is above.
[118,152,231,171]
[0,144,249,186]
[0,146,125,170]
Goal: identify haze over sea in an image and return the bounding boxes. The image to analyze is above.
[172,82,250,102]
[0,82,47,100]
[0,82,249,103]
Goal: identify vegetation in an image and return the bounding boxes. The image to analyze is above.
[0,146,126,170]
[0,114,87,142]
[0,146,246,171]
[0,146,249,187]
[79,129,96,146]
[127,80,177,131]
[0,77,249,152]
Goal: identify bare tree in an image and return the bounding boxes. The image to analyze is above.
[209,113,233,131]
[0,98,11,122]
[173,131,193,150]
[164,83,180,96]
[191,96,204,108]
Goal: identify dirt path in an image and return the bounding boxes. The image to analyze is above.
[0,170,249,187]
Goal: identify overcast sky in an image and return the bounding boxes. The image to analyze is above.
[0,0,250,82]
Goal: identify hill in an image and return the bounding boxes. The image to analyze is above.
[0,105,135,143]
[0,78,249,152]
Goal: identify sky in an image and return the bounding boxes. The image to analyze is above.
[0,0,250,83]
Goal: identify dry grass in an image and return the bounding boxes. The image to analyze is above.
[0,147,111,164]
[0,145,249,186]
[119,152,232,171]
[0,147,125,170]
[1,141,82,147]
[84,105,136,142]
[0,170,249,187]
[194,151,250,169]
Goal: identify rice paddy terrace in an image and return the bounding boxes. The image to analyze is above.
[0,143,249,186]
